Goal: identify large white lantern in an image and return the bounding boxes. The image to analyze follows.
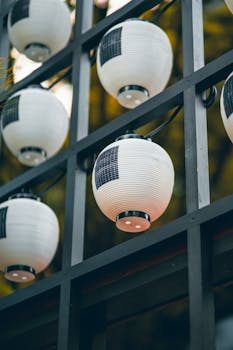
[220,71,233,142]
[92,134,174,233]
[8,0,72,62]
[225,0,233,14]
[0,194,59,283]
[97,19,173,109]
[1,86,69,167]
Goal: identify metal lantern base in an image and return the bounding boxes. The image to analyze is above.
[4,265,36,283]
[116,211,151,233]
[117,85,149,109]
[18,147,47,167]
[24,43,51,62]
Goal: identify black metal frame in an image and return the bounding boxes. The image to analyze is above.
[0,0,233,349]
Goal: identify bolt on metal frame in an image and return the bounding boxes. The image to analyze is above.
[0,0,233,349]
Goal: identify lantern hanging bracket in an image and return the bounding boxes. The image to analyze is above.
[150,0,178,23]
[18,186,33,196]
[89,48,97,66]
[36,170,66,197]
[201,85,217,109]
[46,67,72,90]
[145,103,183,139]
[78,153,97,175]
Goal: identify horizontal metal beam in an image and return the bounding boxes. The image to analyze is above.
[107,233,233,325]
[0,13,230,111]
[0,0,163,103]
[81,0,163,50]
[1,228,233,337]
[0,48,231,200]
[0,192,233,313]
[0,271,63,312]
[70,194,233,287]
[81,252,187,309]
[0,43,74,104]
[0,148,69,202]
[0,309,58,342]
[196,48,233,92]
[81,228,233,320]
[75,48,233,158]
[83,229,233,325]
[2,0,16,17]
[106,269,188,325]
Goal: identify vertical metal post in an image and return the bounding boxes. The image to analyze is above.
[57,1,93,349]
[182,0,215,349]
[57,281,72,350]
[63,0,93,270]
[182,0,210,210]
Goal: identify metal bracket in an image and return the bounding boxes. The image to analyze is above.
[201,85,217,108]
[78,153,97,175]
[89,48,97,66]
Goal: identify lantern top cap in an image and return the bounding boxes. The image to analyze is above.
[124,18,146,23]
[116,133,152,141]
[9,193,41,201]
[26,84,44,90]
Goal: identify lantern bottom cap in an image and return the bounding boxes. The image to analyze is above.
[117,85,149,109]
[4,265,36,283]
[24,43,51,62]
[116,211,151,233]
[18,147,47,167]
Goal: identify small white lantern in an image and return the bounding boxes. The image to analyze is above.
[92,134,174,233]
[220,71,233,142]
[225,0,233,14]
[0,194,59,283]
[1,86,69,167]
[97,19,173,109]
[8,0,72,62]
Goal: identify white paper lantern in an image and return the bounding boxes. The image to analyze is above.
[220,71,233,142]
[97,19,173,109]
[12,53,42,83]
[0,194,59,283]
[1,86,69,167]
[225,0,233,14]
[8,0,72,62]
[92,134,174,233]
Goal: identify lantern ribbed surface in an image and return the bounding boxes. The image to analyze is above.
[97,19,173,109]
[92,136,174,233]
[0,195,59,283]
[225,0,233,14]
[220,71,233,143]
[8,0,72,62]
[1,86,69,167]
